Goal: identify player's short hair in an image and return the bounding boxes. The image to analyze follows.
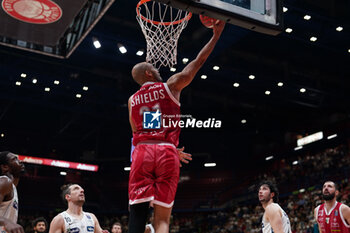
[0,151,11,174]
[259,180,279,203]
[61,184,74,204]
[324,181,338,191]
[112,222,122,228]
[32,217,48,228]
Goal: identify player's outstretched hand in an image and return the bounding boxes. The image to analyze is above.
[177,147,192,167]
[213,20,225,37]
[4,221,24,233]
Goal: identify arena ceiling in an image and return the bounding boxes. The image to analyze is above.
[0,0,349,173]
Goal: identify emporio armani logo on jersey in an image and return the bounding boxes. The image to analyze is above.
[143,110,222,129]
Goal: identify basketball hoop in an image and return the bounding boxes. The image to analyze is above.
[136,0,192,69]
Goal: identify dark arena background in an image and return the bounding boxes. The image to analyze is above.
[1,0,350,232]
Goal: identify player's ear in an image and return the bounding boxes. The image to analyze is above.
[0,164,9,173]
[271,192,275,198]
[145,69,153,78]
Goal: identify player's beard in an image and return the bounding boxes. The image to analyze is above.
[323,192,335,200]
[259,194,272,204]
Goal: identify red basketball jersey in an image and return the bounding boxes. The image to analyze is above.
[316,202,350,233]
[130,82,181,146]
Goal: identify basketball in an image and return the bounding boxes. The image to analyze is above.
[199,15,219,28]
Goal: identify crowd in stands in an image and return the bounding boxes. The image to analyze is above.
[17,143,350,233]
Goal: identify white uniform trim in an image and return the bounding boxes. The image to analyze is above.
[142,82,155,86]
[137,141,176,148]
[129,196,154,205]
[146,224,155,233]
[340,204,350,228]
[163,83,181,107]
[325,201,338,215]
[315,205,320,221]
[151,200,174,208]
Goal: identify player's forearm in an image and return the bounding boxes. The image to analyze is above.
[182,32,222,78]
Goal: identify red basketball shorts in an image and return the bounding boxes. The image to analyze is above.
[128,143,180,208]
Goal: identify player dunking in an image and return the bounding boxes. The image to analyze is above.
[314,181,350,233]
[128,21,225,233]
[258,181,291,233]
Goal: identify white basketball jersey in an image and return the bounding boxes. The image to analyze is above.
[60,211,95,233]
[0,181,18,233]
[262,203,291,233]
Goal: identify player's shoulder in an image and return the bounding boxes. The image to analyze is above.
[0,176,14,192]
[51,214,65,225]
[265,203,280,215]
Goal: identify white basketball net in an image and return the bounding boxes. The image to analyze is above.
[136,0,192,69]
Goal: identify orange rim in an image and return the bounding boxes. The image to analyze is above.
[136,0,192,26]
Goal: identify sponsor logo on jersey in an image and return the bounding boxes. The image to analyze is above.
[1,0,62,24]
[335,210,338,216]
[13,200,18,210]
[64,217,72,223]
[143,110,161,129]
[143,110,222,129]
[86,215,91,219]
[87,226,94,232]
[68,227,80,233]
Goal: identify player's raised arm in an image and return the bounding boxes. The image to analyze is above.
[167,21,225,95]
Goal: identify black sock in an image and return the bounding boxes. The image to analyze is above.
[128,202,149,233]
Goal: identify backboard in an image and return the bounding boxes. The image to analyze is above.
[154,0,283,35]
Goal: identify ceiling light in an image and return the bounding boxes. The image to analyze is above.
[285,28,293,33]
[277,82,284,87]
[233,83,239,87]
[213,66,220,71]
[241,119,247,124]
[124,167,131,171]
[136,49,144,56]
[54,80,60,85]
[76,94,82,98]
[249,75,255,80]
[300,88,306,93]
[327,134,337,140]
[348,49,350,53]
[294,146,303,151]
[204,163,216,167]
[310,37,317,42]
[170,67,176,72]
[182,58,189,64]
[83,86,88,91]
[15,81,21,86]
[283,7,288,12]
[265,90,271,95]
[45,87,50,92]
[20,73,27,78]
[118,43,127,54]
[32,79,37,84]
[336,26,343,32]
[293,161,298,165]
[0,133,4,138]
[201,75,207,80]
[92,37,101,49]
[299,189,305,193]
[265,156,273,161]
[304,15,311,20]
[60,171,67,176]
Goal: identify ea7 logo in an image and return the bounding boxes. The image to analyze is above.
[143,110,161,129]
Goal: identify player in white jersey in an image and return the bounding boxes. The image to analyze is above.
[49,184,108,233]
[258,181,292,233]
[0,151,25,233]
